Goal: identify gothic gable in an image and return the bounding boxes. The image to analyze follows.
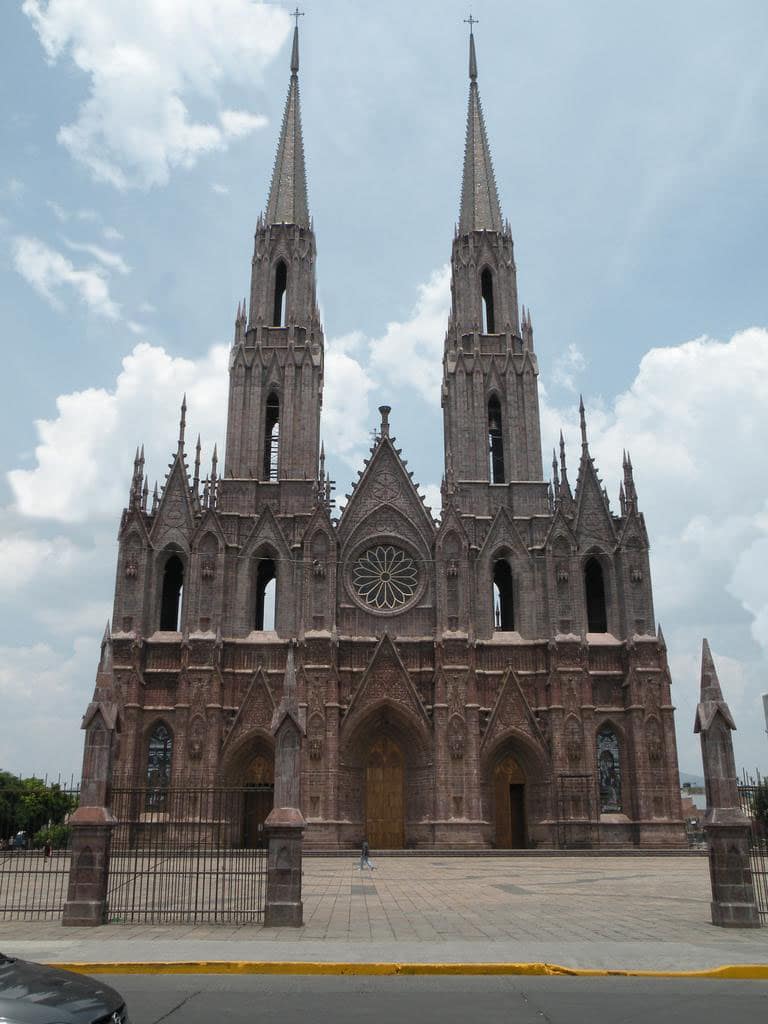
[482,666,548,751]
[477,506,532,563]
[240,504,291,561]
[337,436,436,545]
[574,455,616,548]
[344,634,429,729]
[221,667,276,752]
[150,456,195,547]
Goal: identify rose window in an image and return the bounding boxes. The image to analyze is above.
[352,545,418,610]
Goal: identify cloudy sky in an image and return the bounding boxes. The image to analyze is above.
[1,0,767,782]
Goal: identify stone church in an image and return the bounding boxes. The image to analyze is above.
[99,26,685,848]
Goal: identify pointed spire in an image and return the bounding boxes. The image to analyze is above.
[193,434,201,497]
[152,480,159,514]
[619,480,626,516]
[142,476,149,512]
[265,23,309,227]
[700,639,724,704]
[552,448,560,491]
[579,395,589,449]
[178,394,187,450]
[458,25,503,234]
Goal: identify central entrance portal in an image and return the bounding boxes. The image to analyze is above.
[494,753,527,848]
[365,736,405,849]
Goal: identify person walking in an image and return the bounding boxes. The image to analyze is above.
[359,838,375,871]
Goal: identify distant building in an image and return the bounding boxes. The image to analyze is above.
[92,27,685,849]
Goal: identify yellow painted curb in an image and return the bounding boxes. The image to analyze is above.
[47,961,768,980]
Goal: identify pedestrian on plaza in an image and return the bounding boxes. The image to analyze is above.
[359,838,375,872]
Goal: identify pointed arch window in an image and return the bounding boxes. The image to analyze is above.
[146,722,173,809]
[585,556,607,633]
[159,554,184,631]
[492,559,514,630]
[597,726,622,812]
[481,267,496,333]
[488,394,505,483]
[273,260,287,326]
[255,557,277,631]
[263,393,280,480]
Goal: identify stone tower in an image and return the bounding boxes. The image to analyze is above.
[93,25,685,851]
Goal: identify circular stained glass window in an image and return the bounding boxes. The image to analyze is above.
[352,545,419,611]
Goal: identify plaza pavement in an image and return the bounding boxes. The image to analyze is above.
[1,855,766,973]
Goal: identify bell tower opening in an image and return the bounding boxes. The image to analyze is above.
[585,557,608,633]
[273,260,287,326]
[159,554,184,631]
[488,394,505,483]
[263,393,280,480]
[492,559,514,630]
[255,558,277,631]
[481,267,495,333]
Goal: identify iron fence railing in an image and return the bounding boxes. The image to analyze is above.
[738,783,768,922]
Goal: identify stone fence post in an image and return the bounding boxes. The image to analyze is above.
[63,625,119,927]
[695,639,760,928]
[264,643,306,926]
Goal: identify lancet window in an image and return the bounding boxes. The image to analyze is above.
[585,557,608,633]
[273,260,287,326]
[488,395,505,483]
[159,554,184,631]
[263,393,280,480]
[492,559,514,630]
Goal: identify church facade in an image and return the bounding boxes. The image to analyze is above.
[100,27,685,849]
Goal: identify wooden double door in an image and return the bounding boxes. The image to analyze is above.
[494,754,527,849]
[365,736,405,849]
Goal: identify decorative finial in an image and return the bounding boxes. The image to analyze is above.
[178,393,187,449]
[379,405,391,438]
[579,394,588,448]
[465,14,478,80]
[290,8,304,73]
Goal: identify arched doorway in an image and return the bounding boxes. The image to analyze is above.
[365,736,404,849]
[242,752,274,848]
[494,754,527,848]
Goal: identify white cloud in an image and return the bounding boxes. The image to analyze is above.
[551,342,587,393]
[46,200,98,223]
[1,178,25,199]
[24,0,290,188]
[211,182,230,195]
[321,332,376,469]
[368,264,450,405]
[138,301,156,314]
[103,225,124,241]
[63,237,131,274]
[0,534,82,593]
[12,235,120,319]
[9,341,230,523]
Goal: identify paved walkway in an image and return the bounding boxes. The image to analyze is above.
[2,856,766,971]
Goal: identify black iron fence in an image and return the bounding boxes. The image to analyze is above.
[107,785,269,924]
[738,783,768,922]
[1,782,270,924]
[0,781,79,921]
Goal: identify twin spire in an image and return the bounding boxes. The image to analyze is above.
[265,24,309,228]
[265,22,502,237]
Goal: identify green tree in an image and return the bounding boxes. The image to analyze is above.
[0,771,77,844]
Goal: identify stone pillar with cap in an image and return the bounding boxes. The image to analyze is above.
[695,639,760,928]
[264,642,306,926]
[63,624,119,927]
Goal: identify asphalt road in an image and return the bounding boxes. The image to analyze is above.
[98,973,768,1024]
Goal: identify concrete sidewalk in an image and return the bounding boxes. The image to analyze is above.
[2,856,766,972]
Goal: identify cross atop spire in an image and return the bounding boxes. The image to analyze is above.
[265,17,309,227]
[458,24,502,234]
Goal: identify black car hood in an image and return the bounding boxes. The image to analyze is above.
[0,954,123,1024]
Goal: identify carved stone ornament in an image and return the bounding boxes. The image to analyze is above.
[557,566,569,584]
[125,559,138,579]
[312,558,326,579]
[631,566,643,584]
[201,558,215,580]
[309,735,323,761]
[565,718,582,765]
[448,715,465,759]
[446,560,459,578]
[352,545,418,611]
[188,714,206,760]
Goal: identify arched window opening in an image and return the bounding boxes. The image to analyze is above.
[159,554,184,631]
[263,393,280,480]
[488,395,505,483]
[585,557,608,633]
[492,559,514,630]
[597,727,622,812]
[255,558,277,631]
[273,260,287,326]
[481,267,495,333]
[146,722,173,809]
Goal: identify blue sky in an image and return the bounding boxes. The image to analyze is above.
[1,0,767,780]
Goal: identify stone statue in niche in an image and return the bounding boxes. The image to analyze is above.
[565,717,582,766]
